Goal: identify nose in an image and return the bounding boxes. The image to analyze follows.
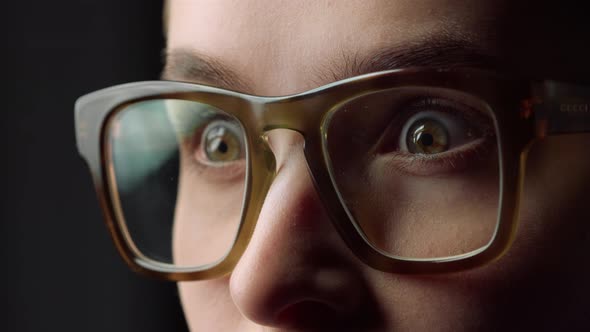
[228,130,380,330]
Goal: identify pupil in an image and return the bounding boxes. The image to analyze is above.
[218,141,228,154]
[419,133,434,146]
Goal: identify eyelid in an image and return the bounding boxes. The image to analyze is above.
[371,95,496,175]
[373,96,479,154]
[400,95,494,136]
[398,98,494,151]
[375,138,494,176]
[186,156,247,183]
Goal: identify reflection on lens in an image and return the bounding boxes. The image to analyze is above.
[406,118,448,154]
[200,120,245,165]
[325,87,500,259]
[105,99,247,268]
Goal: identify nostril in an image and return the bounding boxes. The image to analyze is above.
[275,300,340,330]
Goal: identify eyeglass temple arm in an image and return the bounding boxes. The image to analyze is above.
[529,81,590,138]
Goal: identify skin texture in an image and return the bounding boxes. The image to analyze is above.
[164,1,590,331]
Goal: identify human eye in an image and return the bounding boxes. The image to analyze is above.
[376,94,496,176]
[183,117,247,182]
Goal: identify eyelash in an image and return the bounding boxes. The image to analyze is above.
[375,96,497,176]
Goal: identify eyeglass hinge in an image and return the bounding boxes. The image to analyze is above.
[528,81,590,138]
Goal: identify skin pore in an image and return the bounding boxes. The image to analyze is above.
[164,1,590,331]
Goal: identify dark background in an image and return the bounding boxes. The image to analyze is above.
[3,1,189,331]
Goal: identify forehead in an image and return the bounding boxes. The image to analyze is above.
[166,1,505,95]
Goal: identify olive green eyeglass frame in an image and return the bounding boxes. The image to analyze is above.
[75,68,590,281]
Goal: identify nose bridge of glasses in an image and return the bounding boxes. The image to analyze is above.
[249,96,328,192]
[252,95,327,136]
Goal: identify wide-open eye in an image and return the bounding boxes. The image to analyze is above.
[376,96,495,175]
[397,98,490,158]
[404,117,449,154]
[195,120,245,167]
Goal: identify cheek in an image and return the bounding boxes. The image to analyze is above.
[514,134,590,265]
[365,270,496,331]
[333,151,500,259]
[172,153,245,267]
[365,165,499,258]
[468,134,590,326]
[173,153,247,329]
[178,277,240,331]
[364,134,590,330]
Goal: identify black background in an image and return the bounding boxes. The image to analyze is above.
[3,1,189,331]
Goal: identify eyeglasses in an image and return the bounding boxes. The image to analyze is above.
[75,68,590,281]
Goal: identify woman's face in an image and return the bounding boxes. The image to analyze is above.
[165,1,590,330]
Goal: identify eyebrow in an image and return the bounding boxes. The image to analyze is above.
[162,37,499,93]
[315,35,500,84]
[162,49,252,92]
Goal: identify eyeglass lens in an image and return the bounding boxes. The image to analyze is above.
[107,100,247,268]
[326,87,500,259]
